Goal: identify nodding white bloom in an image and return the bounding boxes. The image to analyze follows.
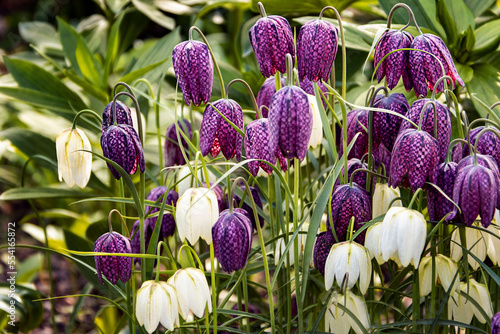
[274,223,310,267]
[324,241,372,294]
[176,187,219,245]
[307,94,323,149]
[372,183,401,219]
[485,210,500,265]
[325,290,370,334]
[450,224,487,270]
[168,268,212,320]
[448,278,493,325]
[419,255,459,297]
[135,280,179,333]
[56,128,92,188]
[364,222,384,264]
[379,207,427,267]
[177,164,216,196]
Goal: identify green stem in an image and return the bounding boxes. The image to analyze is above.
[210,243,217,334]
[386,3,423,34]
[71,109,102,129]
[413,267,420,332]
[293,159,303,333]
[408,188,422,210]
[225,78,260,118]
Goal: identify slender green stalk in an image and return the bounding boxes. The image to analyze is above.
[293,159,304,332]
[413,267,420,332]
[71,109,102,129]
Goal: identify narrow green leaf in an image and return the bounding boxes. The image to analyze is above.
[131,0,175,30]
[471,19,500,58]
[464,0,495,16]
[57,17,83,77]
[64,69,108,102]
[75,36,102,87]
[0,187,91,200]
[118,59,168,84]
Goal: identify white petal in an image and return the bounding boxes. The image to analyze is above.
[365,223,384,264]
[418,257,434,297]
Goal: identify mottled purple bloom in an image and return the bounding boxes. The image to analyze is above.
[299,77,329,109]
[327,182,371,244]
[492,311,500,334]
[374,29,413,90]
[297,19,338,82]
[257,77,286,117]
[377,143,392,176]
[249,15,295,78]
[373,93,409,151]
[313,231,334,277]
[463,127,500,168]
[94,231,132,284]
[233,185,264,229]
[244,118,288,176]
[102,101,133,130]
[130,220,153,264]
[428,162,457,222]
[389,129,439,191]
[452,143,463,163]
[172,40,213,106]
[336,158,370,190]
[101,124,145,180]
[450,164,497,227]
[164,120,192,167]
[145,187,178,238]
[200,99,244,160]
[269,86,312,161]
[399,99,451,161]
[339,109,374,160]
[409,34,464,97]
[213,208,253,273]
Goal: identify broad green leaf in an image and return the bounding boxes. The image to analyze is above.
[64,69,108,102]
[117,59,168,84]
[251,0,356,15]
[18,21,62,54]
[78,14,109,54]
[464,0,495,16]
[57,17,82,77]
[437,0,458,44]
[75,33,103,86]
[444,0,475,33]
[131,0,175,30]
[0,128,56,161]
[467,64,500,119]
[3,57,86,110]
[0,187,91,200]
[0,86,73,112]
[471,19,500,59]
[378,0,446,37]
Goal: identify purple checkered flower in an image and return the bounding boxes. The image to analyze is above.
[297,18,338,82]
[145,187,178,238]
[94,231,132,284]
[130,220,153,264]
[463,126,500,168]
[256,77,286,117]
[374,29,413,90]
[450,164,497,227]
[233,185,264,229]
[164,120,192,167]
[327,182,372,244]
[409,34,464,97]
[212,208,253,273]
[428,162,457,222]
[373,93,409,151]
[102,101,133,130]
[399,99,451,161]
[244,118,288,176]
[339,109,375,160]
[200,99,243,161]
[299,77,329,109]
[389,129,440,191]
[313,231,335,277]
[249,15,295,77]
[172,40,213,106]
[492,312,500,334]
[335,158,370,190]
[269,85,313,161]
[101,124,145,180]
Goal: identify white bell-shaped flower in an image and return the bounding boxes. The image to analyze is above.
[176,187,219,245]
[135,280,179,333]
[324,241,372,294]
[485,210,500,265]
[168,268,212,320]
[379,207,427,267]
[325,290,370,334]
[419,254,459,297]
[448,278,493,325]
[364,222,384,264]
[450,223,487,270]
[274,222,310,267]
[372,183,401,219]
[307,94,323,149]
[56,128,92,188]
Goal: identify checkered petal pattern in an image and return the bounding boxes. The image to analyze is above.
[428,162,457,222]
[145,187,178,238]
[313,231,335,277]
[233,186,264,229]
[463,127,500,168]
[164,120,192,167]
[94,232,132,285]
[102,101,133,130]
[373,93,409,151]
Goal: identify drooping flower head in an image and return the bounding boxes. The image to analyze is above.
[256,76,285,117]
[200,99,243,161]
[130,219,154,264]
[389,128,440,191]
[338,158,370,190]
[56,128,92,189]
[101,124,145,180]
[164,120,192,167]
[428,162,457,222]
[492,311,500,334]
[136,280,179,333]
[172,40,213,106]
[328,182,372,244]
[269,84,313,161]
[399,99,451,160]
[448,278,493,325]
[372,183,401,219]
[94,231,132,284]
[102,101,133,130]
[463,126,500,168]
[213,208,253,273]
[339,109,373,160]
[145,187,178,238]
[325,291,370,334]
[244,118,288,176]
[374,29,413,90]
[409,34,464,97]
[372,93,409,151]
[313,231,335,277]
[168,268,212,320]
[233,185,264,229]
[419,255,459,297]
[249,7,294,78]
[297,18,338,82]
